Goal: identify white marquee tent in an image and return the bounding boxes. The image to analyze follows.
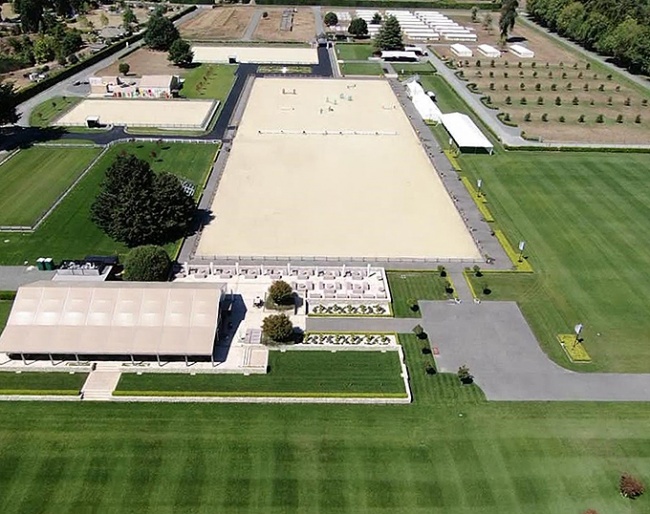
[441,113,494,153]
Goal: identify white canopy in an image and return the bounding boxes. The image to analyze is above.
[0,281,225,357]
[478,44,501,58]
[441,112,494,153]
[450,44,473,57]
[510,44,535,58]
[406,80,442,122]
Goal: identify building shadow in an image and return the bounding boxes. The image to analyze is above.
[213,293,247,362]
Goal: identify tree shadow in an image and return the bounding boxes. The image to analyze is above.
[0,126,70,151]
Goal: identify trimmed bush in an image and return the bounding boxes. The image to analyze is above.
[262,314,294,344]
[520,97,527,104]
[408,298,420,312]
[572,96,579,105]
[624,97,631,106]
[412,324,426,339]
[559,115,565,122]
[616,114,624,123]
[123,245,171,282]
[268,280,293,305]
[555,96,562,105]
[619,473,645,499]
[505,96,512,105]
[598,84,604,91]
[542,113,548,122]
[635,115,642,123]
[457,365,473,384]
[551,83,557,91]
[596,114,604,123]
[537,96,544,105]
[578,114,585,123]
[524,112,531,122]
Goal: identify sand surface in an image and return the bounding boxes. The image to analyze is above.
[196,78,480,261]
[56,99,216,128]
[192,46,318,64]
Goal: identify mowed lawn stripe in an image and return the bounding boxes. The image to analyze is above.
[0,146,100,226]
[460,151,650,371]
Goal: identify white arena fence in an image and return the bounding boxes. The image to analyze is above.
[257,129,398,136]
[191,255,484,264]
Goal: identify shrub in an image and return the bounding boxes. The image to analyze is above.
[485,95,492,104]
[616,114,623,123]
[489,71,494,78]
[123,245,171,282]
[524,112,531,121]
[542,113,548,122]
[607,73,612,80]
[472,265,482,277]
[586,63,591,70]
[532,71,538,78]
[408,298,420,312]
[517,61,522,68]
[475,59,481,67]
[537,96,544,105]
[548,71,553,78]
[578,114,585,123]
[505,95,512,104]
[643,99,648,107]
[437,265,447,277]
[590,99,595,105]
[490,59,495,68]
[445,281,454,294]
[520,97,527,104]
[567,82,572,90]
[559,115,565,122]
[607,96,613,105]
[504,60,509,67]
[482,285,491,295]
[324,11,338,26]
[619,473,645,499]
[531,61,536,68]
[262,11,268,18]
[598,84,604,91]
[573,62,578,69]
[596,114,604,123]
[535,83,541,91]
[624,97,631,106]
[118,62,130,76]
[583,83,589,91]
[551,83,557,91]
[559,61,564,68]
[425,364,437,375]
[572,96,579,105]
[578,71,582,78]
[593,73,598,79]
[503,71,508,78]
[615,85,621,91]
[413,324,426,339]
[635,115,642,123]
[268,280,293,305]
[545,62,549,68]
[457,365,473,384]
[503,113,511,121]
[262,314,294,343]
[489,82,495,90]
[555,96,561,105]
[518,70,524,77]
[520,82,525,90]
[504,84,509,90]
[562,72,567,79]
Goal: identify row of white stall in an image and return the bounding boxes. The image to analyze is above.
[450,43,535,58]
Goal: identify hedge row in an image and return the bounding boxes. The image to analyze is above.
[0,389,80,396]
[12,6,196,107]
[255,0,499,9]
[114,390,408,398]
[504,144,650,154]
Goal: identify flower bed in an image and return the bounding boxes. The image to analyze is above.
[309,304,389,316]
[558,334,592,363]
[301,333,396,346]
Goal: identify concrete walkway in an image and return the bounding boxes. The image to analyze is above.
[0,266,55,290]
[242,9,263,41]
[81,363,122,401]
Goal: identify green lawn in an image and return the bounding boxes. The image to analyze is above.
[459,151,650,372]
[180,64,236,100]
[340,62,384,76]
[387,271,451,317]
[0,338,648,512]
[395,62,436,76]
[0,371,87,394]
[0,142,217,265]
[116,351,406,397]
[29,96,82,127]
[335,43,375,61]
[0,146,101,227]
[0,300,11,333]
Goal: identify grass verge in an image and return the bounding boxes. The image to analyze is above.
[335,43,374,61]
[340,62,383,76]
[557,334,592,362]
[387,270,452,317]
[0,371,87,394]
[29,96,82,127]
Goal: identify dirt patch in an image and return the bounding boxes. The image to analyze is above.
[95,49,189,78]
[179,7,254,41]
[253,8,315,43]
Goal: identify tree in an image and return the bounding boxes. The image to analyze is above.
[99,11,109,27]
[168,38,193,67]
[33,36,55,63]
[620,473,645,499]
[375,15,403,51]
[348,18,368,37]
[59,30,83,59]
[15,0,44,33]
[371,12,382,25]
[262,314,294,344]
[268,280,293,306]
[499,0,519,41]
[457,365,474,384]
[0,81,20,125]
[323,11,338,27]
[123,245,171,281]
[123,6,137,31]
[483,13,493,33]
[118,62,130,76]
[471,6,479,23]
[90,154,196,247]
[144,12,180,51]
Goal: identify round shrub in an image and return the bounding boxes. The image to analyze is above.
[262,314,294,343]
[123,245,171,282]
[268,280,293,305]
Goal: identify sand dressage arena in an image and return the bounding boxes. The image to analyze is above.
[196,78,481,261]
[192,46,318,65]
[56,99,217,129]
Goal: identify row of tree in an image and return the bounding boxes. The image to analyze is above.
[527,0,650,75]
[143,9,193,66]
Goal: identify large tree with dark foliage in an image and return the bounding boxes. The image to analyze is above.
[528,0,650,75]
[167,38,193,67]
[0,81,20,125]
[144,11,180,51]
[90,154,196,247]
[348,18,369,37]
[123,245,171,282]
[375,15,403,51]
[499,0,519,41]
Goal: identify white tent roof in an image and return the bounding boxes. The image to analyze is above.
[406,80,443,122]
[510,44,535,57]
[441,113,493,152]
[0,281,225,356]
[478,44,501,58]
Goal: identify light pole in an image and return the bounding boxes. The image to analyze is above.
[518,240,525,262]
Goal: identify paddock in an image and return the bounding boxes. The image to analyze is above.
[55,99,217,129]
[196,77,480,262]
[191,45,319,65]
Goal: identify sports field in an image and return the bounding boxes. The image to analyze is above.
[459,151,650,372]
[197,77,480,260]
[0,340,648,513]
[0,146,100,227]
[0,142,217,265]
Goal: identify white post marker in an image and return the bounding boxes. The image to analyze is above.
[518,240,525,262]
[574,323,583,347]
[477,178,482,195]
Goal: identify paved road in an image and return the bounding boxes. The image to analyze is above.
[0,266,55,289]
[312,6,324,35]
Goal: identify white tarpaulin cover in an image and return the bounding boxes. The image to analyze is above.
[0,281,224,356]
[441,112,494,153]
[405,80,443,122]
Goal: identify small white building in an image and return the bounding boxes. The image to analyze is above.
[450,43,473,57]
[477,44,501,58]
[510,44,535,58]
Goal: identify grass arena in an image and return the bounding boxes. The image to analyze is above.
[196,78,481,261]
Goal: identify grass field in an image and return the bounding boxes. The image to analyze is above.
[0,300,10,333]
[335,43,374,61]
[0,371,87,394]
[0,146,100,227]
[387,271,451,317]
[180,64,236,100]
[116,351,406,397]
[458,151,650,372]
[340,62,383,76]
[0,338,648,512]
[29,96,82,127]
[0,142,217,265]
